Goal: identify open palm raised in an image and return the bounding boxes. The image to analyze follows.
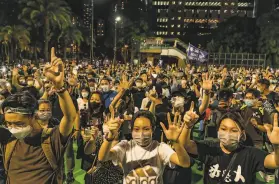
[160,112,185,142]
[265,113,279,145]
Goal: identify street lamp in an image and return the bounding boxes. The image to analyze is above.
[113,16,121,69]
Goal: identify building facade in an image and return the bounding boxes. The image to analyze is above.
[97,19,105,37]
[83,0,92,29]
[153,0,259,37]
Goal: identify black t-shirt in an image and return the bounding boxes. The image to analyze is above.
[196,140,268,184]
[131,87,146,109]
[262,91,277,114]
[241,107,271,146]
[51,94,79,121]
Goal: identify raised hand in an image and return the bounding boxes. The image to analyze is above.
[183,102,199,129]
[106,107,123,137]
[265,113,279,145]
[202,73,213,91]
[43,47,64,89]
[81,126,99,142]
[160,112,185,142]
[119,73,134,90]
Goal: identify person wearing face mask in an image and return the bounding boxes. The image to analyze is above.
[183,111,279,184]
[0,48,77,184]
[257,79,277,115]
[99,77,117,109]
[240,88,272,149]
[88,78,97,93]
[98,110,191,184]
[77,87,90,111]
[131,78,146,109]
[35,99,59,129]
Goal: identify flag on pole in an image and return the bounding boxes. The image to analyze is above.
[187,43,208,63]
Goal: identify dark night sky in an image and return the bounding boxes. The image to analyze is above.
[66,0,116,19]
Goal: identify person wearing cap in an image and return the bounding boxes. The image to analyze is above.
[182,110,279,184]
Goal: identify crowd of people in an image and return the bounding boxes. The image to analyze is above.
[0,47,279,184]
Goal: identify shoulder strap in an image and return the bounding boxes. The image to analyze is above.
[4,139,18,172]
[41,128,63,184]
[41,128,58,170]
[240,105,247,110]
[219,153,238,184]
[259,107,264,115]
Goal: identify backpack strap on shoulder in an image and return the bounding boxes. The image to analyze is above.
[259,107,264,116]
[4,139,18,172]
[41,128,58,170]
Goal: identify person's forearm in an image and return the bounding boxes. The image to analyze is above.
[173,142,190,168]
[199,92,210,114]
[194,86,201,98]
[273,145,279,166]
[149,101,155,114]
[74,111,80,130]
[12,74,23,91]
[84,139,97,155]
[98,132,114,162]
[58,90,76,120]
[256,125,267,132]
[41,91,49,100]
[179,126,192,149]
[110,88,127,109]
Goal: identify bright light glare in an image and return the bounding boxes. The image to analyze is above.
[2,67,6,73]
[115,16,121,22]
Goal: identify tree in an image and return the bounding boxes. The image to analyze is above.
[58,25,84,60]
[19,0,71,62]
[257,10,279,67]
[211,16,259,53]
[0,25,30,63]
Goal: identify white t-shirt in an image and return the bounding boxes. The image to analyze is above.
[111,140,175,184]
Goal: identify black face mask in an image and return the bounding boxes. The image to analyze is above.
[90,102,103,117]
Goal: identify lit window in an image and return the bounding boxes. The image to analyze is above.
[178,17,181,20]
[164,1,167,5]
[172,1,176,4]
[171,24,174,27]
[179,1,182,5]
[231,2,235,6]
[177,32,181,35]
[177,25,181,28]
[154,1,157,5]
[224,10,228,13]
[171,17,175,20]
[171,32,174,35]
[224,2,228,5]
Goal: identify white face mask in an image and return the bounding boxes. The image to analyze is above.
[101,85,109,92]
[27,81,34,86]
[132,131,152,147]
[82,92,89,98]
[218,131,240,151]
[90,87,95,92]
[135,82,142,88]
[8,126,33,140]
[172,96,185,108]
[151,74,157,78]
[162,88,170,98]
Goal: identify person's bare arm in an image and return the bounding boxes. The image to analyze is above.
[44,48,76,140]
[264,113,279,169]
[179,102,199,155]
[199,74,212,114]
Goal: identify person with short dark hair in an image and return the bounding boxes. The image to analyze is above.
[99,77,117,109]
[0,48,76,184]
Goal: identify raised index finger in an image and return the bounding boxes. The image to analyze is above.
[189,101,195,112]
[51,47,56,61]
[274,113,278,128]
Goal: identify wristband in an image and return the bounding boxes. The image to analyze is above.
[204,90,211,96]
[104,133,115,142]
[56,85,67,93]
